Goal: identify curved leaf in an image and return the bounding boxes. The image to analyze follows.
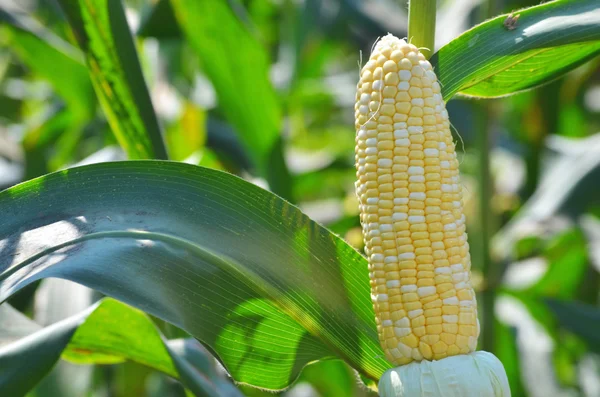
[0,161,389,390]
[56,0,168,160]
[0,298,241,397]
[432,0,600,99]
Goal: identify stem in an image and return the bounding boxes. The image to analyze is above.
[407,0,437,59]
[477,103,495,353]
[478,0,498,355]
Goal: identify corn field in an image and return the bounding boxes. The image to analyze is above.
[1,0,600,396]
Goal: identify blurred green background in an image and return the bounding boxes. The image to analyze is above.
[1,0,600,396]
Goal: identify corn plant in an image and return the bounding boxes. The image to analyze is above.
[1,0,600,396]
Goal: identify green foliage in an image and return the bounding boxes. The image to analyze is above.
[432,0,600,99]
[1,0,600,395]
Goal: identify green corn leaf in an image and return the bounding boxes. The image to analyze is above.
[432,0,600,99]
[56,0,168,160]
[0,161,390,392]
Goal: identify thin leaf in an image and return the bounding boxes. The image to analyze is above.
[169,0,292,199]
[546,299,600,353]
[0,299,241,397]
[56,0,168,159]
[432,0,600,99]
[0,161,389,391]
[0,8,95,121]
[528,229,589,298]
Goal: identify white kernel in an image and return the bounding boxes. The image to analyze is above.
[435,267,451,274]
[438,142,447,150]
[456,281,467,289]
[444,223,457,231]
[408,166,424,175]
[450,264,464,272]
[360,93,370,104]
[377,294,389,302]
[371,254,385,262]
[408,309,423,318]
[399,252,416,260]
[393,198,409,205]
[357,129,367,140]
[460,300,474,307]
[378,158,393,167]
[394,129,409,139]
[365,138,377,146]
[399,70,412,81]
[394,327,411,338]
[389,348,402,359]
[382,319,393,327]
[412,348,423,361]
[440,160,450,168]
[383,98,395,104]
[366,197,379,204]
[386,280,401,288]
[397,81,410,91]
[380,224,393,232]
[425,70,437,81]
[359,105,369,115]
[385,256,397,263]
[453,201,461,208]
[397,342,412,356]
[392,212,407,221]
[409,175,425,182]
[400,285,417,293]
[409,192,426,201]
[396,138,410,147]
[424,148,439,157]
[411,98,424,107]
[372,79,383,90]
[441,184,453,192]
[442,315,458,323]
[452,272,466,282]
[367,229,380,238]
[367,222,379,230]
[443,297,459,305]
[393,122,407,129]
[396,317,411,327]
[417,286,436,297]
[408,215,425,223]
[365,147,377,155]
[408,126,423,134]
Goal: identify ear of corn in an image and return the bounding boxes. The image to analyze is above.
[354,34,478,366]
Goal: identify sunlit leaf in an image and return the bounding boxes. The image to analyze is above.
[56,0,168,160]
[0,161,389,392]
[433,0,600,99]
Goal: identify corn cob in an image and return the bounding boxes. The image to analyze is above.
[355,34,509,396]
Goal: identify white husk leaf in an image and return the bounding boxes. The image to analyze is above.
[378,351,511,397]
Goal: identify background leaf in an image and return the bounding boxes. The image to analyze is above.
[0,298,241,396]
[56,0,168,160]
[169,0,292,199]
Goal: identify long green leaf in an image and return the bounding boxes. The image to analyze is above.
[432,0,600,99]
[0,161,389,391]
[169,0,292,199]
[56,0,168,160]
[0,8,95,121]
[0,298,241,397]
[546,299,600,353]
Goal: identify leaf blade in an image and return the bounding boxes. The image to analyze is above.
[432,0,600,99]
[56,0,168,159]
[0,161,389,390]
